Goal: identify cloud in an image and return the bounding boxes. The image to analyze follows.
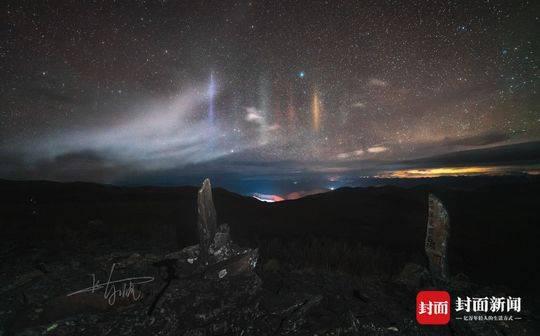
[336,149,364,160]
[243,106,280,145]
[33,150,122,182]
[440,132,510,147]
[368,78,388,87]
[3,83,252,175]
[405,141,540,167]
[0,149,130,183]
[367,146,388,153]
[0,152,25,177]
[245,107,265,123]
[106,140,540,196]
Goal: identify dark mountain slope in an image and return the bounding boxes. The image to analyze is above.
[1,179,539,294]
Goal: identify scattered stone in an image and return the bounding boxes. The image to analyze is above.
[450,273,472,292]
[136,179,263,334]
[395,263,430,290]
[45,323,58,333]
[210,224,231,260]
[70,260,80,269]
[166,244,198,260]
[116,253,142,268]
[204,248,258,280]
[352,289,369,303]
[0,270,44,294]
[263,258,281,273]
[2,180,536,336]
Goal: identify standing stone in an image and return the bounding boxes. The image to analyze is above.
[197,178,217,261]
[425,194,450,282]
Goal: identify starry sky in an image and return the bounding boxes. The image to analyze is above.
[1,0,539,195]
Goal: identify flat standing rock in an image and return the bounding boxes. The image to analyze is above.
[197,178,218,261]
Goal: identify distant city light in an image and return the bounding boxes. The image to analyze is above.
[252,193,285,202]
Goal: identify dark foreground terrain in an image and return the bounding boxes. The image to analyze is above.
[0,177,539,335]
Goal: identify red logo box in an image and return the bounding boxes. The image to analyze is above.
[416,291,451,325]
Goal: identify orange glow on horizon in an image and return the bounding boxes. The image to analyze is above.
[379,166,500,178]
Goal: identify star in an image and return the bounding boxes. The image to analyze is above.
[0,0,537,184]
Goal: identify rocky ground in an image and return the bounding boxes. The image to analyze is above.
[0,179,538,335]
[1,237,537,336]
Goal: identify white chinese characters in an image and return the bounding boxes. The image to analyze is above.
[455,296,521,313]
[418,300,449,315]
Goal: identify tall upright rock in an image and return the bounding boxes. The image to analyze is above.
[197,178,217,261]
[425,194,450,282]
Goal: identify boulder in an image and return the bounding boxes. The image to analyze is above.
[197,178,217,262]
[425,194,450,282]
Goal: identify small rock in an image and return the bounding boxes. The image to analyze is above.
[45,323,58,333]
[70,260,80,269]
[395,263,430,290]
[263,258,281,273]
[451,273,471,291]
[1,270,44,294]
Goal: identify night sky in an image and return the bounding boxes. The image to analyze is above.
[1,1,539,196]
